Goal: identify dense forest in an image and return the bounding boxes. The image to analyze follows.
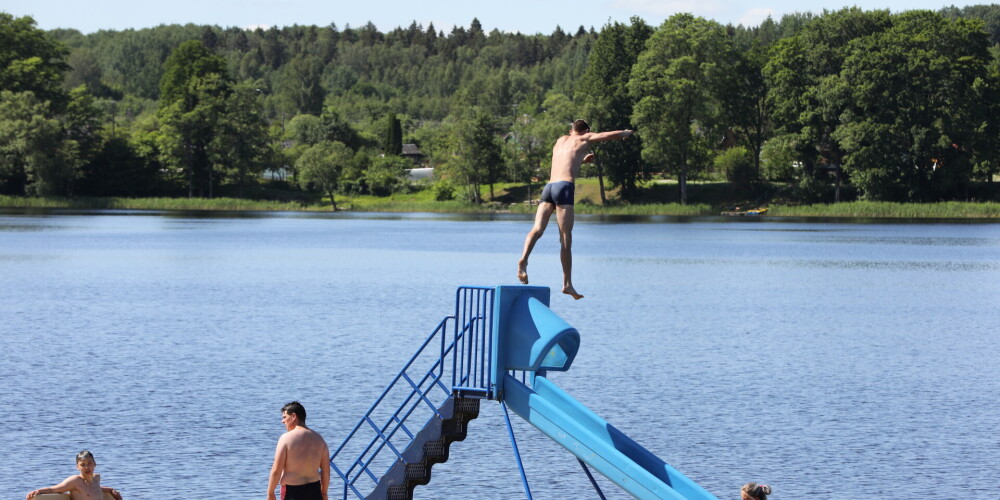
[2,5,1000,207]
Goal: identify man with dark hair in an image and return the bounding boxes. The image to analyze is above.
[267,401,329,500]
[281,401,306,422]
[518,120,634,299]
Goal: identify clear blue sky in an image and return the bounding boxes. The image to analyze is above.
[2,0,989,34]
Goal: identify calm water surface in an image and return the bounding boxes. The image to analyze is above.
[1,210,998,499]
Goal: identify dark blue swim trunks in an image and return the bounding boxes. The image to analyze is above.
[540,181,575,206]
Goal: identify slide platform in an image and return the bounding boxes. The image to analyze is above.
[503,373,718,500]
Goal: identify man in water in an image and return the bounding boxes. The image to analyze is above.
[518,120,634,299]
[267,401,330,500]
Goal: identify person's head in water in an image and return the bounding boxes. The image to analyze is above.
[571,119,590,134]
[741,482,772,500]
[281,401,306,429]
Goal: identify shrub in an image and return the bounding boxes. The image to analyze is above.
[715,146,756,190]
[432,178,456,201]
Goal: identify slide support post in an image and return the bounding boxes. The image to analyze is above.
[501,400,533,500]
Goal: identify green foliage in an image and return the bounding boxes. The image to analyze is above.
[286,113,327,145]
[432,178,456,201]
[381,112,402,155]
[629,14,736,204]
[578,17,651,201]
[0,11,997,208]
[364,155,410,196]
[0,13,70,105]
[0,90,79,195]
[715,146,756,189]
[277,54,325,115]
[159,40,227,108]
[466,112,503,201]
[210,81,272,196]
[296,140,352,209]
[832,11,990,201]
[760,134,800,181]
[764,8,893,173]
[502,114,553,199]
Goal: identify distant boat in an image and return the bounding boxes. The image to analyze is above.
[721,207,768,216]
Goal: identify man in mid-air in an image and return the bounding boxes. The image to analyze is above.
[517,119,634,299]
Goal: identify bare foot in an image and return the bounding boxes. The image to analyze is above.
[517,260,529,284]
[562,286,584,300]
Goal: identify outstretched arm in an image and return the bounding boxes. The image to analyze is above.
[582,129,634,143]
[27,476,78,499]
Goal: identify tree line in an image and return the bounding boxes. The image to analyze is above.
[1,6,999,207]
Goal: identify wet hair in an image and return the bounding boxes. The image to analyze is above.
[282,401,306,423]
[741,482,772,500]
[571,119,590,134]
[76,450,95,464]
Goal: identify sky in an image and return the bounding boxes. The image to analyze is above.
[1,0,990,35]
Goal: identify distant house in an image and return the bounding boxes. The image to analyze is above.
[401,144,425,166]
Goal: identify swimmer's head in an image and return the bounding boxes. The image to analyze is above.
[571,119,590,134]
[741,482,771,500]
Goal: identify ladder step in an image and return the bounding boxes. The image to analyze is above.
[454,397,481,416]
[386,486,409,500]
[423,439,446,460]
[405,462,429,481]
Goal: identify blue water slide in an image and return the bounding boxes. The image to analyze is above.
[503,373,718,500]
[492,285,717,500]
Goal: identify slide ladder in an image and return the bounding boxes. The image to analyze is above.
[330,285,717,499]
[330,287,496,500]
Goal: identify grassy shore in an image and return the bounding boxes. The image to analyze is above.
[765,201,1000,218]
[3,180,1000,219]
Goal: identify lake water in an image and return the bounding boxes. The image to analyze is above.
[1,209,998,499]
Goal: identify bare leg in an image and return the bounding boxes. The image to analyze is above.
[555,205,583,299]
[518,202,554,284]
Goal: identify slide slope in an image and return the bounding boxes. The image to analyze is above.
[503,374,718,500]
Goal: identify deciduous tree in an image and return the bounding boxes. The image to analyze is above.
[297,140,351,210]
[628,14,735,204]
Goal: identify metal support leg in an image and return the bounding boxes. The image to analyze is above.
[577,458,608,500]
[501,401,533,500]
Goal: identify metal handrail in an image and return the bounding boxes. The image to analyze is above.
[331,286,495,500]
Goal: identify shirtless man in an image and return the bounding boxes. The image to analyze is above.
[518,119,634,299]
[26,450,123,500]
[267,401,330,500]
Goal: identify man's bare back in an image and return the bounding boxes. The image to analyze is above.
[276,427,328,485]
[549,134,594,183]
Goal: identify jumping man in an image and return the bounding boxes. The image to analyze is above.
[517,120,634,299]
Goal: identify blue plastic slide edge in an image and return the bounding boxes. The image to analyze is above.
[503,373,719,500]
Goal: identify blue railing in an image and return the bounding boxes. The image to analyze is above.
[330,286,495,500]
